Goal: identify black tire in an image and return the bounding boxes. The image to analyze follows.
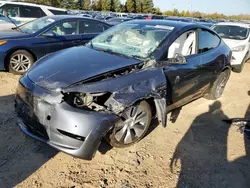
[107,101,152,148]
[205,69,231,100]
[8,50,34,75]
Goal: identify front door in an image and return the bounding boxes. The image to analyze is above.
[28,35,63,59]
[165,28,222,108]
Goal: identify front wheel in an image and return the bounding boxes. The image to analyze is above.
[107,101,152,148]
[205,70,231,100]
[8,50,34,75]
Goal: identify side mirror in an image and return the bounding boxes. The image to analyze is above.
[171,53,187,64]
[41,32,56,38]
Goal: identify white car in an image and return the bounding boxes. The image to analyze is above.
[212,22,250,72]
[0,1,67,23]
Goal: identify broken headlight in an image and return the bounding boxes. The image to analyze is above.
[64,92,111,111]
[74,93,93,107]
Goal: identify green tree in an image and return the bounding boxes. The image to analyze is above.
[103,0,111,11]
[104,0,121,12]
[184,10,191,17]
[180,10,185,17]
[192,11,202,18]
[172,8,179,16]
[95,0,103,11]
[49,0,61,7]
[164,10,173,16]
[113,0,121,12]
[142,0,154,13]
[124,2,128,12]
[60,0,77,9]
[152,7,162,15]
[83,0,91,10]
[137,0,143,13]
[102,0,109,11]
[126,0,137,13]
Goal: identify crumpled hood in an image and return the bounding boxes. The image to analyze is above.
[223,38,247,49]
[27,46,142,90]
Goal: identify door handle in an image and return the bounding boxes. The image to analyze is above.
[72,40,82,44]
[174,76,180,84]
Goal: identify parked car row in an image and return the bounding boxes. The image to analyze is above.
[15,19,232,160]
[0,1,67,23]
[0,15,111,74]
[212,22,250,72]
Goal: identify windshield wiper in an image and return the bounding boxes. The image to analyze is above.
[11,27,23,32]
[91,43,145,60]
[7,15,24,33]
[89,40,94,48]
[129,54,144,60]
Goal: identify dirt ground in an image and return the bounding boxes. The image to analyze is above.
[0,63,249,188]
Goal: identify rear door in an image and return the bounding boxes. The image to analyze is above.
[79,20,109,44]
[197,29,223,85]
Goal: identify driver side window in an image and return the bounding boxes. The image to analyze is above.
[168,30,197,59]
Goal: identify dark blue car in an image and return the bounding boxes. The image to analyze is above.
[0,15,111,74]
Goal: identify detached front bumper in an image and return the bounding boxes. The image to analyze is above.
[15,76,119,160]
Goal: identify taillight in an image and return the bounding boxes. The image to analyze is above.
[145,17,151,20]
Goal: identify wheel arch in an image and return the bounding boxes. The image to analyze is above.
[222,66,232,73]
[124,97,166,128]
[4,48,37,70]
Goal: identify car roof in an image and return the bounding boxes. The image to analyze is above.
[0,1,66,11]
[109,17,130,20]
[124,20,195,29]
[42,15,110,25]
[215,22,250,28]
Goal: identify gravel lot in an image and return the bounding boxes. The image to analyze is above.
[0,63,249,188]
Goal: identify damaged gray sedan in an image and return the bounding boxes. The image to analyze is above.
[15,20,232,160]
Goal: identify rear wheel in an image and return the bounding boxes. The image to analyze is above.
[108,101,152,148]
[205,70,231,100]
[8,50,34,75]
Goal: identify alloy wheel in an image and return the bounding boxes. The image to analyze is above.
[215,74,228,98]
[10,54,31,73]
[114,103,150,144]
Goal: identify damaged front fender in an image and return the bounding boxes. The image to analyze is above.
[63,67,168,127]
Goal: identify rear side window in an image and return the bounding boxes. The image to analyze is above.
[48,9,67,15]
[198,30,220,53]
[0,4,20,17]
[20,6,46,18]
[79,21,104,34]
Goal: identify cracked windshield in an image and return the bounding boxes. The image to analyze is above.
[91,23,174,59]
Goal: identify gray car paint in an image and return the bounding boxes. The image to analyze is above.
[16,61,167,160]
